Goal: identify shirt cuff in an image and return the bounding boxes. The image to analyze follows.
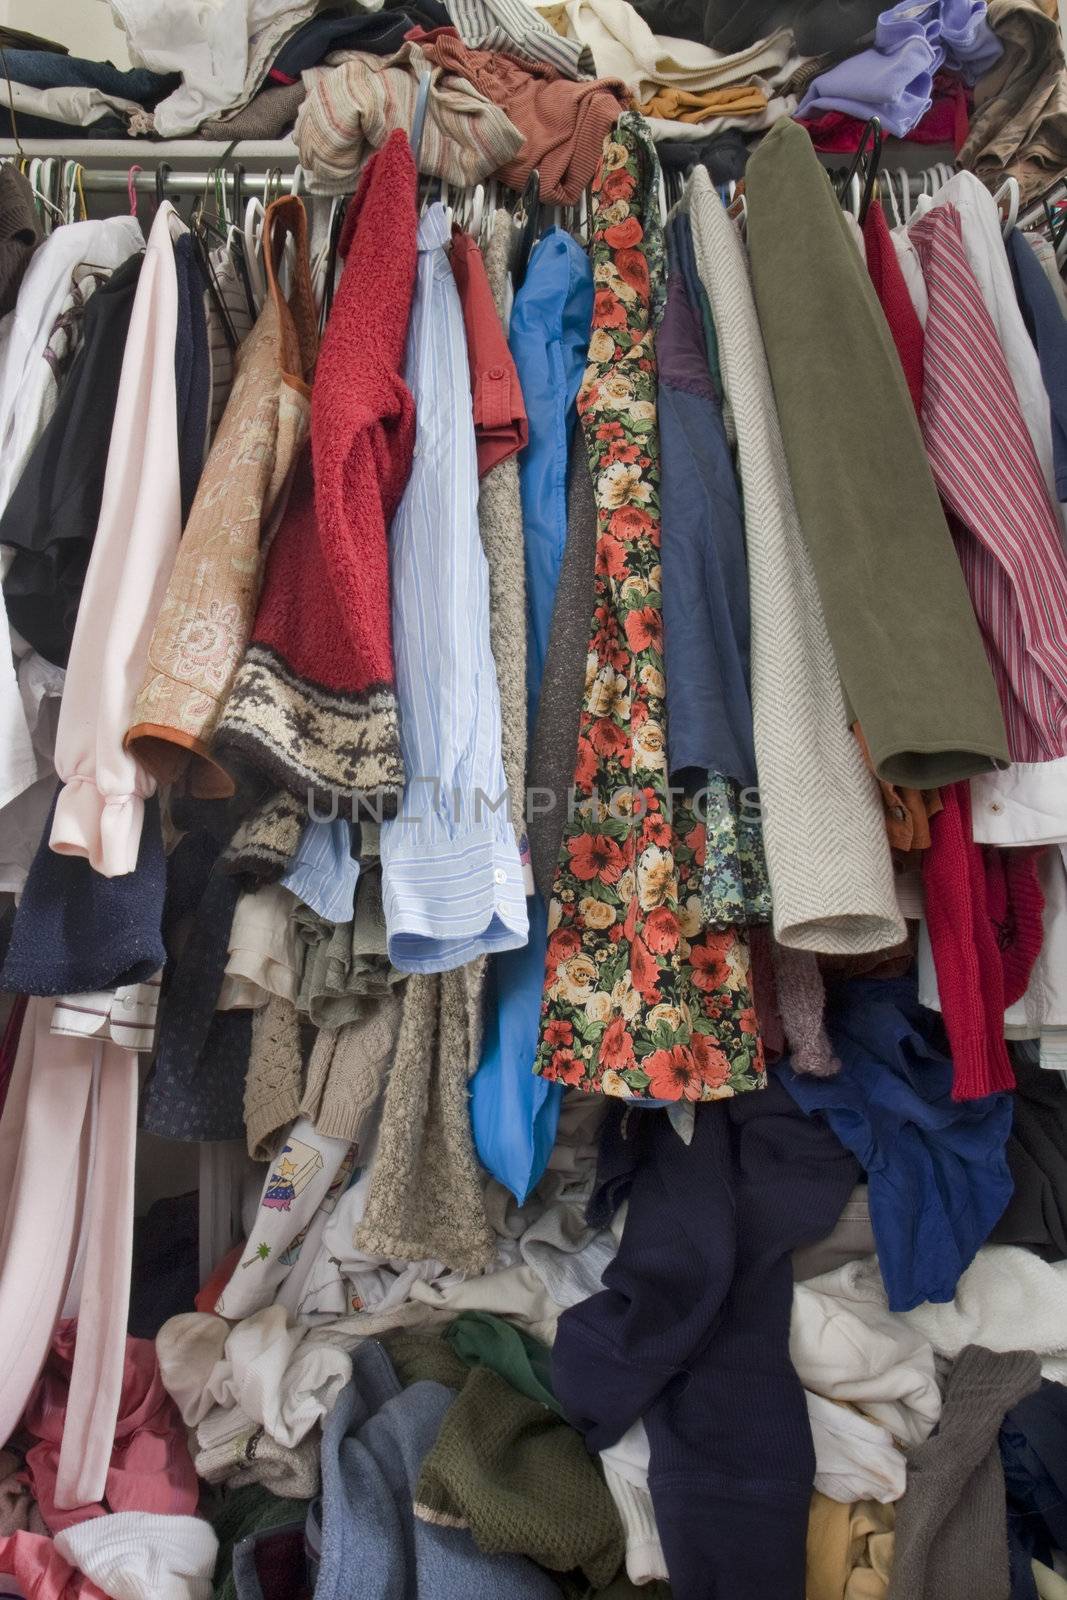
[971,755,1067,846]
[49,778,145,877]
[382,827,529,973]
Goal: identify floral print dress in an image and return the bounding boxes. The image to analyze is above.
[532,113,765,1104]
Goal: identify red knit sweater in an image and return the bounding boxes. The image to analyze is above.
[923,783,1019,1101]
[216,132,418,817]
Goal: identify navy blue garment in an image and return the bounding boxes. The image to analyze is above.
[2,250,143,667]
[0,788,166,995]
[270,8,418,75]
[659,212,754,790]
[655,127,749,181]
[5,112,130,139]
[141,834,247,1142]
[1001,1380,1067,1570]
[552,1083,859,1600]
[1008,228,1067,503]
[777,976,1014,1312]
[0,48,177,104]
[173,232,210,524]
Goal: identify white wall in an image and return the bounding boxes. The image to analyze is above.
[0,0,130,65]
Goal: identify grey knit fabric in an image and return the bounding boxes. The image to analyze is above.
[480,208,528,845]
[200,80,306,140]
[528,426,597,905]
[355,970,494,1274]
[771,940,840,1077]
[686,170,905,957]
[888,1345,1041,1600]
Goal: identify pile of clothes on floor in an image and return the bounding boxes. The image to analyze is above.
[2,1046,1067,1599]
[1,0,1064,200]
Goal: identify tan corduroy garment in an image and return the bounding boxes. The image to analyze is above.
[126,196,318,798]
[296,42,524,194]
[959,0,1067,203]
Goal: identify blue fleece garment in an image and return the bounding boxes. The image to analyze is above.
[313,1341,560,1600]
[777,976,1014,1312]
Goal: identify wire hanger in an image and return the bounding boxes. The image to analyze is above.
[410,68,432,170]
[510,168,540,290]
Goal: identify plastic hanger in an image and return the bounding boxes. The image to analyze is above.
[469,182,484,242]
[243,196,267,310]
[993,175,1020,237]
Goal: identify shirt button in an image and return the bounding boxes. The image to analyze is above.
[493,868,507,885]
[488,365,505,379]
[990,802,1003,813]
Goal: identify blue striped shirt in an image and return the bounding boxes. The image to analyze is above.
[282,818,360,924]
[381,204,528,973]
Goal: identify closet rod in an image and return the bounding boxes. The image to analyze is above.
[79,166,300,197]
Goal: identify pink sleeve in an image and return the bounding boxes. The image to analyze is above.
[50,204,183,877]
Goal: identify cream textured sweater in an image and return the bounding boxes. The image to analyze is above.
[687,171,904,956]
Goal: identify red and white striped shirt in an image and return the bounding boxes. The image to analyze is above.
[911,202,1067,764]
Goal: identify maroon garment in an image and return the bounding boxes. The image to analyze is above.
[0,995,27,1122]
[984,844,1046,1008]
[797,72,970,153]
[922,782,1016,1102]
[863,198,925,416]
[450,228,528,476]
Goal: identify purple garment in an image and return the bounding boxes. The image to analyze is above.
[795,0,1001,136]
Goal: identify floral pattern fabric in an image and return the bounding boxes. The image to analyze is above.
[701,772,772,929]
[532,113,765,1104]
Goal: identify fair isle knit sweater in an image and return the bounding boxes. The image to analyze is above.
[215,132,417,821]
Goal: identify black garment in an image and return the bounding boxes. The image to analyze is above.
[655,127,749,181]
[0,789,167,995]
[1,251,142,666]
[1001,1380,1067,1570]
[991,1043,1067,1262]
[270,7,424,76]
[383,0,452,28]
[173,231,211,523]
[140,830,248,1143]
[128,1191,199,1339]
[631,0,881,55]
[0,163,39,315]
[551,1083,859,1600]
